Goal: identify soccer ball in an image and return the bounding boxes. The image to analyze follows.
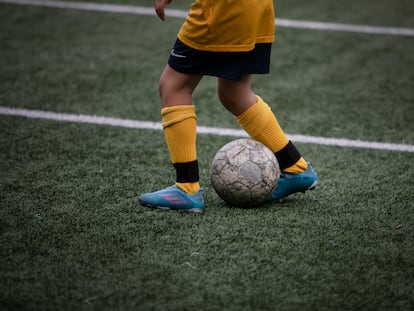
[210,139,280,207]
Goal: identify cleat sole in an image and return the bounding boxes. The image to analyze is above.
[138,200,204,213]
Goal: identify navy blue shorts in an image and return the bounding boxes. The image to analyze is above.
[168,39,272,81]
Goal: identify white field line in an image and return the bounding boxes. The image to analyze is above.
[1,0,414,37]
[1,106,413,153]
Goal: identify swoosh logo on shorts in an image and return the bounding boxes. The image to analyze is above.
[170,49,186,58]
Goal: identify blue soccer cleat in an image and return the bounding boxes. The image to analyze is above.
[267,163,318,202]
[138,185,204,213]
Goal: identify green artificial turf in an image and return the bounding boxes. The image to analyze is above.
[0,1,413,310]
[1,117,413,310]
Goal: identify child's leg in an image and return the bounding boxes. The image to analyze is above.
[159,65,203,194]
[217,76,306,173]
[162,105,199,194]
[138,66,204,211]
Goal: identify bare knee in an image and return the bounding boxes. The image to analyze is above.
[217,77,257,115]
[158,67,175,105]
[158,65,202,107]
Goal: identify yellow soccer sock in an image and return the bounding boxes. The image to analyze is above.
[161,105,200,194]
[236,96,307,173]
[162,105,197,163]
[284,156,308,173]
[236,96,289,152]
[176,182,200,195]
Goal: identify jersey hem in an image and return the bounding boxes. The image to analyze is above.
[177,34,274,52]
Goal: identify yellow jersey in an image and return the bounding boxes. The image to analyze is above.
[177,0,275,52]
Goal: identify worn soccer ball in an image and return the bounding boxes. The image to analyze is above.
[210,139,280,207]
